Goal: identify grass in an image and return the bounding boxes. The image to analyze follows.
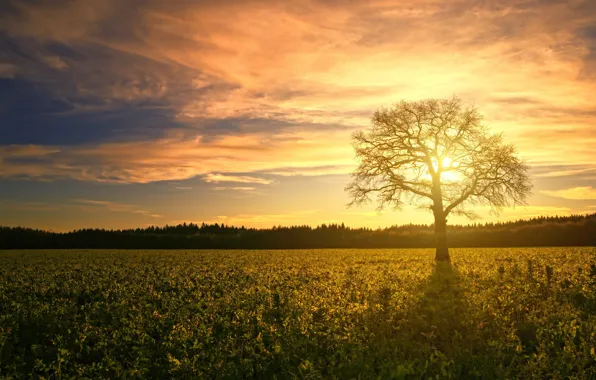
[1,248,595,379]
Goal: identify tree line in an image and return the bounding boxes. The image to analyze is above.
[1,213,595,249]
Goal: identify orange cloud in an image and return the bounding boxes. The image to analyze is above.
[0,63,18,78]
[214,187,257,192]
[73,199,163,218]
[205,174,272,185]
[0,145,61,157]
[1,0,595,185]
[40,56,68,70]
[0,129,354,183]
[541,187,596,200]
[0,198,162,219]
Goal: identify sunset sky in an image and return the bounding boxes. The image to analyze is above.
[1,0,595,231]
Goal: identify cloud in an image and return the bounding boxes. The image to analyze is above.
[0,129,353,183]
[533,166,596,178]
[0,0,595,185]
[0,198,163,218]
[204,174,273,185]
[0,145,61,157]
[263,164,353,176]
[74,199,162,217]
[40,56,68,70]
[0,200,60,212]
[213,186,257,192]
[530,164,596,183]
[340,211,383,217]
[541,187,596,200]
[0,63,18,78]
[175,186,192,190]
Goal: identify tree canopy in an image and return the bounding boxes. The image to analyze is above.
[346,97,532,260]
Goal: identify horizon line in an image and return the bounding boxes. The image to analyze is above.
[3,212,594,234]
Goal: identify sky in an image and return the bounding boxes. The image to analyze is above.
[1,0,596,231]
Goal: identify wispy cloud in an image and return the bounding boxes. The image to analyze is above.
[0,129,352,183]
[263,165,353,177]
[0,198,163,219]
[74,199,162,218]
[533,166,596,178]
[0,145,61,157]
[213,187,257,191]
[0,63,18,78]
[205,174,273,185]
[340,211,383,217]
[40,55,68,70]
[541,187,596,200]
[0,200,60,212]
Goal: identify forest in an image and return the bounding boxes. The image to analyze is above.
[1,213,595,249]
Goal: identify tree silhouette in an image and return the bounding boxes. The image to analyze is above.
[346,97,532,261]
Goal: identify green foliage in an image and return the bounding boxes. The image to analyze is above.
[1,248,595,379]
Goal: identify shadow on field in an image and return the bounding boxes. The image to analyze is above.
[354,262,502,378]
[406,262,469,353]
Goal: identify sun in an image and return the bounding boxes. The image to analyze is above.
[430,156,463,182]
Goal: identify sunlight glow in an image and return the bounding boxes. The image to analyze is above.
[441,157,463,182]
[427,157,462,183]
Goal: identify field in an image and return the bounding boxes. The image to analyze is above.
[1,248,596,379]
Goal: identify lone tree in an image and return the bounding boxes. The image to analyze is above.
[346,97,532,261]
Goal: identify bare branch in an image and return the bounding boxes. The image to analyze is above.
[346,97,532,220]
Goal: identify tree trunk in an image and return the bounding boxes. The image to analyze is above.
[433,211,450,262]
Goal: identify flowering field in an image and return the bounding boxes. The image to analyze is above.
[1,248,595,379]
